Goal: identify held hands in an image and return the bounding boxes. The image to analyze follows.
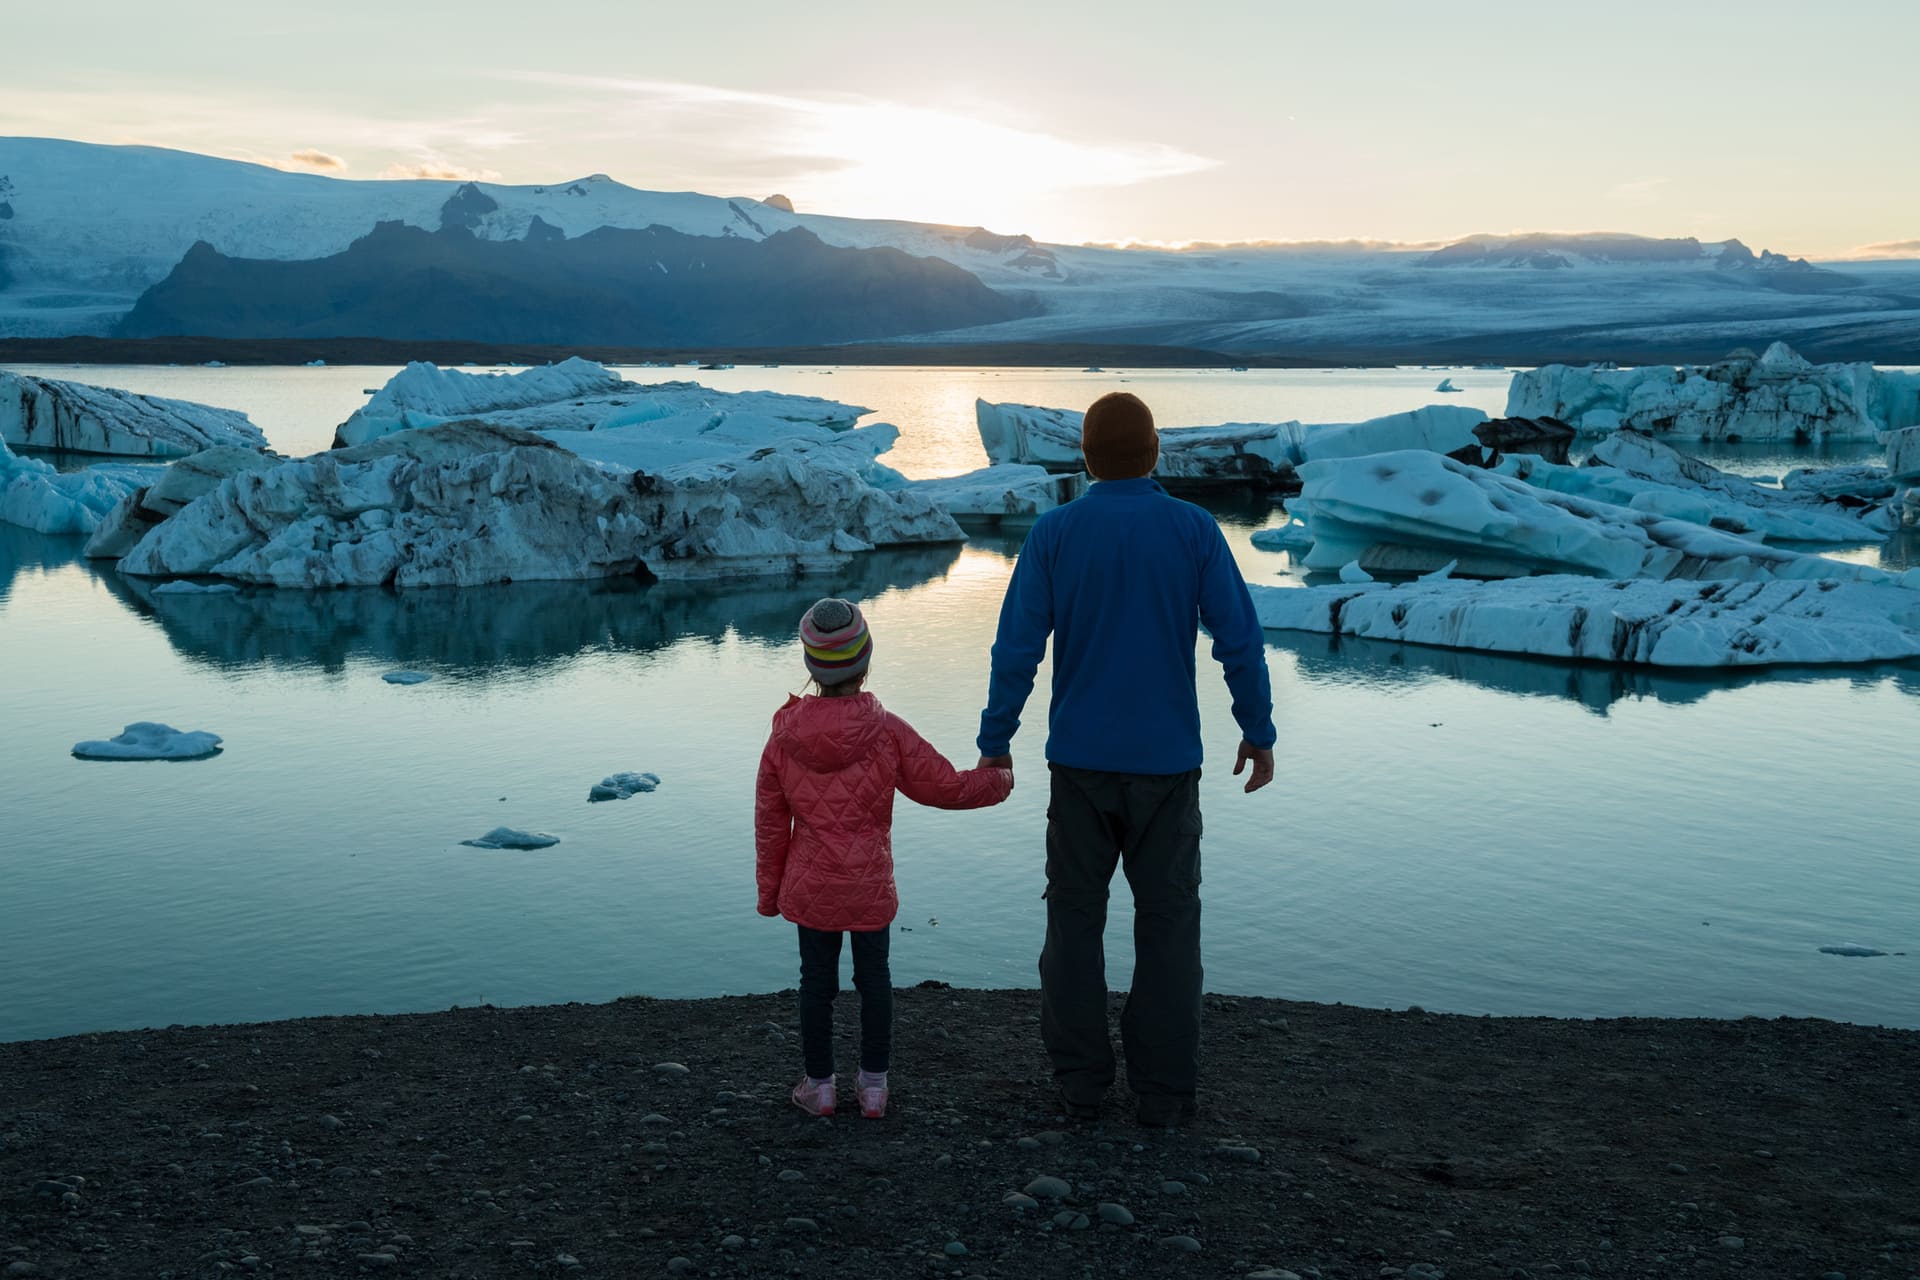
[977,754,1014,789]
[1232,740,1275,794]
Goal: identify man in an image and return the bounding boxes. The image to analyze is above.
[977,391,1276,1127]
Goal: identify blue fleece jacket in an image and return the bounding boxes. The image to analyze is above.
[977,477,1276,774]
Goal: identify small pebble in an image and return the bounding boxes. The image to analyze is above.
[1215,1144,1261,1163]
[720,1236,745,1250]
[1717,1236,1745,1250]
[667,1258,695,1275]
[1025,1175,1071,1199]
[945,1242,969,1257]
[1159,1235,1203,1252]
[355,1255,396,1269]
[784,1217,818,1232]
[776,1169,805,1183]
[1097,1202,1135,1225]
[1003,1193,1039,1211]
[1160,1180,1187,1195]
[319,1114,345,1130]
[654,1062,690,1076]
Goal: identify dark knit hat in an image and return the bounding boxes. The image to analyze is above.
[800,597,872,685]
[1081,392,1159,480]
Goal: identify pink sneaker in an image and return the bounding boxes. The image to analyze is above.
[856,1070,889,1119]
[790,1074,836,1117]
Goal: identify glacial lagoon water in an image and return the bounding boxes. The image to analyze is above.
[1,364,1915,1043]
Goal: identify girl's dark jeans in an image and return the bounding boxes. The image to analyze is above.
[796,924,892,1080]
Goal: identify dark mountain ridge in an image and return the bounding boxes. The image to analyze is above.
[116,219,1035,345]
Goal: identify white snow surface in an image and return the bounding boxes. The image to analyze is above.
[589,771,661,802]
[0,437,159,534]
[337,359,874,448]
[906,465,1088,528]
[461,827,559,850]
[1252,575,1920,668]
[0,371,266,458]
[71,721,223,760]
[116,419,962,588]
[1507,345,1920,443]
[1290,450,1902,583]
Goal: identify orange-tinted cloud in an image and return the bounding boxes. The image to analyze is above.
[379,160,504,182]
[285,148,346,172]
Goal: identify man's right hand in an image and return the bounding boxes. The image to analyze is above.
[1232,741,1275,794]
[978,754,1013,771]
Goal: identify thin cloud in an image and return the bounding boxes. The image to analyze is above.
[379,160,504,182]
[284,148,346,172]
[1846,238,1920,259]
[503,72,1217,224]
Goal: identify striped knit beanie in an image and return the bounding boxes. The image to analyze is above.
[800,598,873,685]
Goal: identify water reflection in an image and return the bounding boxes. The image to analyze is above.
[0,525,98,601]
[110,543,966,675]
[1273,629,1920,713]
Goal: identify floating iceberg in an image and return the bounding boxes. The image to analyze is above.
[1818,944,1888,958]
[84,446,281,559]
[117,420,961,588]
[1435,378,1460,393]
[336,358,868,448]
[150,580,239,595]
[71,721,224,760]
[974,399,1486,490]
[1,371,267,458]
[1507,343,1920,443]
[461,827,559,850]
[1779,464,1896,503]
[906,465,1087,529]
[1889,426,1920,485]
[0,438,160,534]
[1249,517,1314,552]
[1289,450,1897,582]
[1491,434,1888,546]
[382,670,432,685]
[1252,575,1920,668]
[590,771,661,802]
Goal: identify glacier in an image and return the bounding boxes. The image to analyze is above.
[1288,450,1899,583]
[1507,343,1920,443]
[1253,576,1920,668]
[0,438,160,534]
[0,371,267,458]
[905,466,1088,529]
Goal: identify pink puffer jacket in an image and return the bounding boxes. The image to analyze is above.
[756,692,1013,931]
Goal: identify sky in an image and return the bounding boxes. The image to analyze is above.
[4,0,1916,258]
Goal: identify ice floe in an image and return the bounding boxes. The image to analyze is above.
[150,580,239,595]
[0,437,160,534]
[1253,575,1920,668]
[335,358,868,448]
[1249,516,1314,552]
[905,465,1087,529]
[1507,343,1920,443]
[115,419,961,587]
[1288,450,1901,582]
[461,827,560,850]
[1435,378,1460,393]
[1,371,267,458]
[71,721,224,760]
[590,771,661,802]
[381,670,432,685]
[1491,435,1889,546]
[1817,944,1888,958]
[974,399,1486,490]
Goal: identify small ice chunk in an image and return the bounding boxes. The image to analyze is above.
[1250,518,1314,552]
[1817,944,1887,957]
[1338,560,1374,584]
[151,580,240,595]
[1418,559,1458,582]
[1435,377,1460,393]
[382,670,433,685]
[590,771,662,802]
[461,827,560,850]
[72,722,223,761]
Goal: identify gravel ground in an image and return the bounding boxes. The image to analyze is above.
[2,986,1916,1279]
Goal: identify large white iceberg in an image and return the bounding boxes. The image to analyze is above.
[1507,343,1920,443]
[84,446,281,558]
[906,465,1088,529]
[0,437,160,534]
[1493,432,1889,545]
[336,358,869,448]
[1289,450,1896,583]
[117,421,962,588]
[0,371,267,458]
[974,399,1486,489]
[1253,575,1920,668]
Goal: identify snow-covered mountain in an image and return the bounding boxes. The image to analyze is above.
[3,136,1917,359]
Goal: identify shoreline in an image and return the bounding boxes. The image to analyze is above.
[2,988,1914,1278]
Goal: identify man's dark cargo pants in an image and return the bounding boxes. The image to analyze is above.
[1041,762,1203,1108]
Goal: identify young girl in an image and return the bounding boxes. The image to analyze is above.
[756,598,1013,1118]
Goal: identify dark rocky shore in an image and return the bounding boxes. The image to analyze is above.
[2,988,1916,1279]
